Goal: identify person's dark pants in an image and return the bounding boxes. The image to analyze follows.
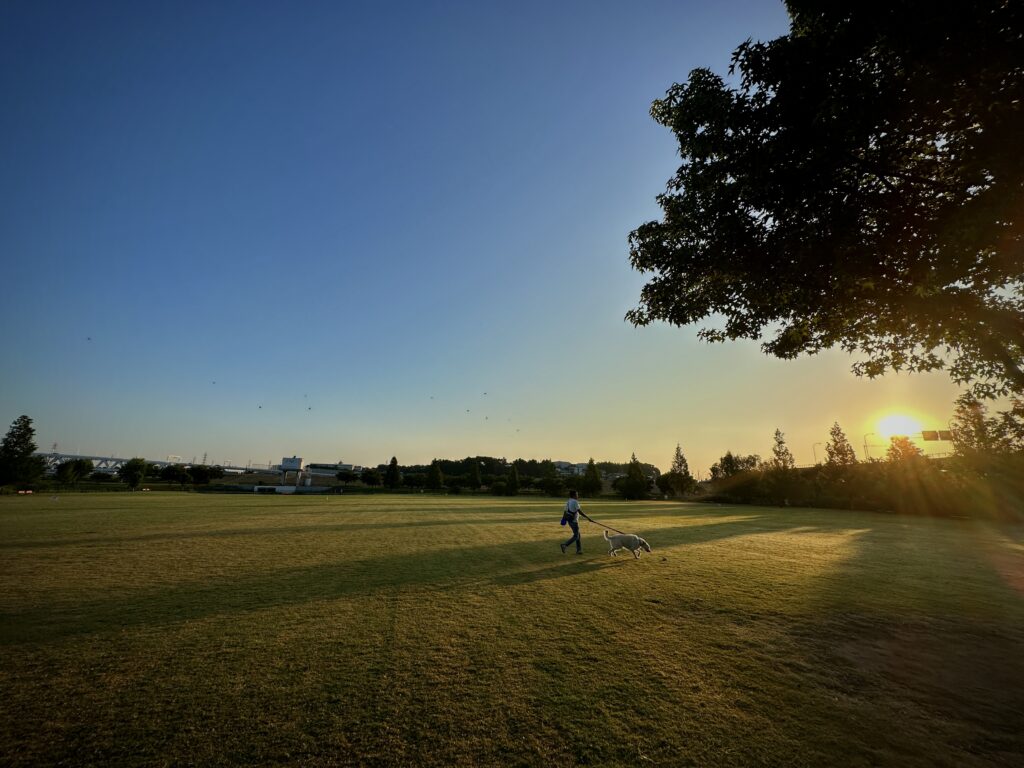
[563,519,581,553]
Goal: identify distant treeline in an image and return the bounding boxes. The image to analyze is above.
[391,457,658,481]
[340,455,661,498]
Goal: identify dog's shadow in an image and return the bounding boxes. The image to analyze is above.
[489,557,623,587]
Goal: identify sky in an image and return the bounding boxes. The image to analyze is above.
[0,0,966,475]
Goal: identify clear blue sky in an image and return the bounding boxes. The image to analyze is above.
[0,0,963,473]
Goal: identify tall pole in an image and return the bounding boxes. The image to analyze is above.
[863,433,876,460]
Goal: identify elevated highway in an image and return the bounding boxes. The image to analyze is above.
[35,453,271,475]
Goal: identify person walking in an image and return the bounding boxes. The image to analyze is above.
[560,489,590,554]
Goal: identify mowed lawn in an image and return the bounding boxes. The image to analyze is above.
[1,494,1023,767]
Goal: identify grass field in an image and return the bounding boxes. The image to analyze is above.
[1,494,1023,767]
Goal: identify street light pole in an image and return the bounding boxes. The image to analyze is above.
[863,433,876,460]
[812,442,824,464]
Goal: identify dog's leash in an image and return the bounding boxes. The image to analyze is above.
[580,514,629,536]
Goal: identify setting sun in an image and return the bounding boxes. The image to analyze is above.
[877,413,924,439]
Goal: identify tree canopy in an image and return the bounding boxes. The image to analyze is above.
[505,464,520,496]
[0,415,45,487]
[886,436,924,463]
[951,395,1024,455]
[160,464,192,486]
[628,1,1024,399]
[578,458,603,497]
[709,451,760,481]
[118,458,148,490]
[384,457,401,489]
[361,467,383,487]
[426,461,444,490]
[769,429,796,471]
[56,458,94,486]
[617,453,650,500]
[825,422,858,467]
[664,443,696,496]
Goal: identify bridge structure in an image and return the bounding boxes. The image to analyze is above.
[35,452,273,475]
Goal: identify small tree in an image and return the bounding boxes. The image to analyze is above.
[578,458,603,497]
[361,467,383,486]
[467,462,482,490]
[55,460,77,486]
[56,458,94,486]
[118,458,148,490]
[825,422,858,467]
[403,473,426,489]
[384,457,401,489]
[426,461,444,490]
[160,463,192,487]
[537,461,564,497]
[769,429,795,470]
[670,443,690,477]
[655,473,674,497]
[76,458,94,480]
[886,436,923,463]
[505,464,520,496]
[336,469,358,484]
[619,453,650,500]
[189,465,217,485]
[766,429,798,504]
[0,415,45,487]
[948,395,1019,457]
[667,443,696,495]
[821,422,859,504]
[538,474,566,497]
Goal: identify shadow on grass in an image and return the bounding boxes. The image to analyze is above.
[489,556,623,586]
[0,515,771,646]
[0,515,567,550]
[0,502,756,551]
[772,523,1024,763]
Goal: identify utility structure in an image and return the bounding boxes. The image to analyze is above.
[279,456,310,487]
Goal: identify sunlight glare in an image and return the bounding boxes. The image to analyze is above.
[877,413,923,438]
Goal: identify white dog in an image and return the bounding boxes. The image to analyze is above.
[604,529,652,559]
